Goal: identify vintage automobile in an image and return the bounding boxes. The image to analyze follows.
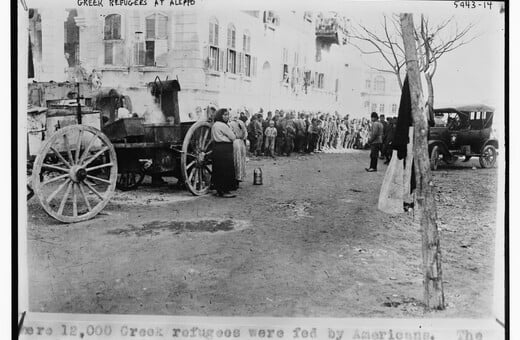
[428,104,498,170]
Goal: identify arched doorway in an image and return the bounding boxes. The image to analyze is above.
[259,61,272,112]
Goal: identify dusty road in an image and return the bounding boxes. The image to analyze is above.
[26,150,498,317]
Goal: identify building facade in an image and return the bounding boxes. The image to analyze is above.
[359,69,402,117]
[29,8,360,121]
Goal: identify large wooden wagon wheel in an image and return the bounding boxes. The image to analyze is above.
[181,121,213,196]
[32,125,118,223]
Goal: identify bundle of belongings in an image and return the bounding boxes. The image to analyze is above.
[378,76,417,213]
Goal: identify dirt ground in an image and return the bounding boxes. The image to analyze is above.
[25,150,498,318]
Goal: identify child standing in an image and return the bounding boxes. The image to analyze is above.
[264,120,278,158]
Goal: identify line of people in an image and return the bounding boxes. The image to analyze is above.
[242,109,397,158]
[209,108,398,198]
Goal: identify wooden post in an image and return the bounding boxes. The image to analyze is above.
[400,13,445,309]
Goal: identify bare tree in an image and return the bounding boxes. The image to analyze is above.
[417,14,476,117]
[348,15,406,89]
[348,14,476,112]
[400,12,445,310]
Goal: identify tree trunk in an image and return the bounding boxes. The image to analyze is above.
[399,13,445,310]
[425,71,435,124]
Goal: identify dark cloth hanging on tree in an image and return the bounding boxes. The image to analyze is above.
[392,76,412,160]
[391,75,416,194]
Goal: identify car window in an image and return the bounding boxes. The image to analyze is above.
[434,112,449,127]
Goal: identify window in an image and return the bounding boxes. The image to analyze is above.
[226,24,237,74]
[104,14,121,40]
[227,49,236,73]
[209,18,219,45]
[282,48,289,83]
[242,31,251,53]
[64,9,79,67]
[208,46,221,71]
[371,103,377,112]
[365,79,371,89]
[379,104,385,113]
[104,14,124,65]
[242,30,251,77]
[317,73,324,89]
[364,101,370,108]
[207,18,221,71]
[140,13,168,66]
[244,54,251,77]
[374,76,385,92]
[391,104,397,113]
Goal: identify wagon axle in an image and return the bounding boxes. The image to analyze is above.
[70,166,88,182]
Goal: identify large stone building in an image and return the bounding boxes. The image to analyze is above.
[360,69,402,117]
[28,8,369,120]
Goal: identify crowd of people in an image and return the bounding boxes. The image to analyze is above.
[209,107,399,198]
[241,108,397,158]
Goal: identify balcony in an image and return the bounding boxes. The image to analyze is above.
[263,11,280,30]
[315,17,344,45]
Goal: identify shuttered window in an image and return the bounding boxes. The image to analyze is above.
[104,14,121,40]
[143,13,169,66]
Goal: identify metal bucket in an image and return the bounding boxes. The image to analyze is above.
[253,168,263,185]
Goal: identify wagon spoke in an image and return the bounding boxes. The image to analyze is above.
[82,146,109,167]
[203,165,212,174]
[42,163,69,173]
[84,180,104,201]
[50,146,71,168]
[203,138,213,152]
[198,167,205,189]
[199,167,204,189]
[57,181,73,215]
[86,162,114,172]
[63,133,74,165]
[186,160,196,171]
[87,174,112,185]
[72,183,78,217]
[42,173,69,186]
[46,178,71,203]
[78,134,97,164]
[75,129,83,164]
[188,166,196,184]
[78,182,92,212]
[200,129,209,150]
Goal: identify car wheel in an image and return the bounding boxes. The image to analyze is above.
[430,145,440,171]
[479,145,497,168]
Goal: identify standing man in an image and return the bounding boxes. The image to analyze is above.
[366,112,384,172]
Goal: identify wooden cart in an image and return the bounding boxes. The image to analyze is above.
[28,79,214,223]
[102,78,214,197]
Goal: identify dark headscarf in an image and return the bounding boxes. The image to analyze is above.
[214,108,228,123]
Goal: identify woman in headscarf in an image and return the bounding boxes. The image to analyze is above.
[229,110,248,187]
[211,108,237,198]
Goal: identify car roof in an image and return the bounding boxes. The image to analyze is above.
[434,104,494,113]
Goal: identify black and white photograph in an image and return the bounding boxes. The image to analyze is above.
[17,0,507,338]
